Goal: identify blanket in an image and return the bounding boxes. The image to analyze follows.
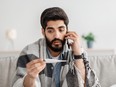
[13,38,101,87]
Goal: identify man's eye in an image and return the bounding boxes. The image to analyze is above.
[48,30,53,33]
[59,29,64,32]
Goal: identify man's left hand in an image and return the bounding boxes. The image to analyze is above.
[65,31,82,55]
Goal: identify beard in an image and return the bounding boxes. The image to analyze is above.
[45,36,66,52]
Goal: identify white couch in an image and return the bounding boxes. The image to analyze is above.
[0,51,20,87]
[89,55,116,87]
[0,51,116,87]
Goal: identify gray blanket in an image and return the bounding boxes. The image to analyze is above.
[13,38,101,87]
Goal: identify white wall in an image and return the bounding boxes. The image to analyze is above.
[0,0,116,51]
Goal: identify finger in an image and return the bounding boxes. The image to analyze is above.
[27,60,46,72]
[27,64,45,79]
[27,63,46,74]
[27,62,46,78]
[65,35,79,40]
[26,58,44,68]
[27,63,40,72]
[65,32,78,38]
[66,32,80,39]
[66,31,77,35]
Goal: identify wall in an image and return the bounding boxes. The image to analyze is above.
[0,0,116,51]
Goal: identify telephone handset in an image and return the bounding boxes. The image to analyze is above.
[66,31,74,49]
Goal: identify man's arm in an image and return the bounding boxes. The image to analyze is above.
[23,58,46,87]
[13,58,46,87]
[65,31,101,87]
[73,50,86,85]
[74,59,85,81]
[65,31,86,80]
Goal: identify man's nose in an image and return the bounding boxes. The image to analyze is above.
[54,31,60,38]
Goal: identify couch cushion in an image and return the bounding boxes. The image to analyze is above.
[89,55,116,87]
[0,57,18,87]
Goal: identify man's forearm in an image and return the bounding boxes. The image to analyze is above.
[23,75,36,87]
[74,59,86,82]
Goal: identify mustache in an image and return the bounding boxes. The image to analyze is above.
[51,38,63,44]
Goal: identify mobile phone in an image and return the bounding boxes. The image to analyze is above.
[66,31,74,49]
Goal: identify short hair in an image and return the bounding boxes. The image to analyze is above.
[40,7,69,29]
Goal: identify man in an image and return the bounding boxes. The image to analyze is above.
[13,7,101,87]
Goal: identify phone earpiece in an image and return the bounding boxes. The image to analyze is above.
[67,39,74,49]
[67,39,73,44]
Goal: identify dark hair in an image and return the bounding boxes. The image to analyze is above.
[40,7,69,29]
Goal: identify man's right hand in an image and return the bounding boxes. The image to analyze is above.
[23,58,46,87]
[26,58,46,79]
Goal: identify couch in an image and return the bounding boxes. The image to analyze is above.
[0,51,116,87]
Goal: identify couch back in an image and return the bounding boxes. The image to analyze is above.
[0,52,116,87]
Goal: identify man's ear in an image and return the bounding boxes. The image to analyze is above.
[42,28,45,36]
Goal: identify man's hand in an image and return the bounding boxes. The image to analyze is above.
[23,58,46,87]
[26,58,46,79]
[65,31,82,55]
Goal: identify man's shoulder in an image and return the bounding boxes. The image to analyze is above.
[24,38,44,48]
[20,38,45,56]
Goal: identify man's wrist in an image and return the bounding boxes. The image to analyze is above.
[23,74,36,87]
[74,54,84,60]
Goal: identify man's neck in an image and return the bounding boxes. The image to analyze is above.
[48,48,61,57]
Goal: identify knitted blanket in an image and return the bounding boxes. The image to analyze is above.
[13,38,101,87]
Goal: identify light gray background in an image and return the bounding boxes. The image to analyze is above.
[0,0,116,51]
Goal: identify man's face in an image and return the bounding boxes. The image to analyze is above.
[42,20,67,52]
